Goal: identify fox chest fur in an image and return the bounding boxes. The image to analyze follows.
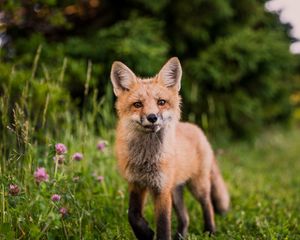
[124,130,166,191]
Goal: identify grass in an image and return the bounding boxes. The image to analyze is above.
[2,124,300,240]
[0,51,299,239]
[210,128,300,239]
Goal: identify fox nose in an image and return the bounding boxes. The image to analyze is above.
[147,114,158,123]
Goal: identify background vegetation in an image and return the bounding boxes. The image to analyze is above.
[1,0,300,137]
[0,0,300,239]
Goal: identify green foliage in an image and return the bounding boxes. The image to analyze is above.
[1,0,298,139]
[0,53,123,239]
[1,1,299,238]
[65,17,169,75]
[1,64,300,238]
[168,0,235,53]
[184,29,295,137]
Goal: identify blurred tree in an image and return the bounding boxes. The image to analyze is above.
[0,0,297,138]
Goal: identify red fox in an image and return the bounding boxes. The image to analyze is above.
[110,57,230,240]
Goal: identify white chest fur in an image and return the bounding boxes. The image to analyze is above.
[126,130,166,191]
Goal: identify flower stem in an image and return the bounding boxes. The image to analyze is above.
[54,154,58,178]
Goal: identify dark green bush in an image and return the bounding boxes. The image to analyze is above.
[184,29,295,137]
[1,0,298,138]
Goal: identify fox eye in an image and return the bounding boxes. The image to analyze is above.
[157,99,166,106]
[133,101,143,108]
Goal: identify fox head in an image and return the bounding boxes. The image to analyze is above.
[110,57,182,133]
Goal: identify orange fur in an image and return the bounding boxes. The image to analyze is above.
[111,57,230,240]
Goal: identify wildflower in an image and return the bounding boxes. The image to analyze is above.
[51,194,61,202]
[34,167,49,183]
[97,141,106,151]
[59,207,68,217]
[72,152,83,161]
[97,176,104,182]
[9,184,20,196]
[53,155,65,164]
[55,143,67,155]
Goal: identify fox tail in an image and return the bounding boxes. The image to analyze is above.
[210,158,230,214]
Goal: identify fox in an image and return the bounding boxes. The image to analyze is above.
[110,57,230,240]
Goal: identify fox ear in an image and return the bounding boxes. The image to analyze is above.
[158,57,182,91]
[110,61,137,96]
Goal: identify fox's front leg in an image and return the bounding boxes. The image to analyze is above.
[154,190,172,240]
[128,186,154,240]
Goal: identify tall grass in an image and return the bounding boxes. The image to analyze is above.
[0,48,128,239]
[0,49,299,239]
